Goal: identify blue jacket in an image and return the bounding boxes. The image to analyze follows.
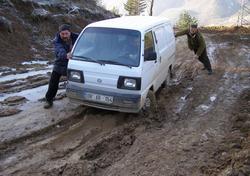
[53,32,79,75]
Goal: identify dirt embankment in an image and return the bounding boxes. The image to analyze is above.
[200,26,250,34]
[0,0,116,67]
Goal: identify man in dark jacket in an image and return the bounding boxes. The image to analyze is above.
[44,24,79,109]
[175,24,212,75]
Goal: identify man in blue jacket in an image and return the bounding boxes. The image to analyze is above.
[44,24,79,109]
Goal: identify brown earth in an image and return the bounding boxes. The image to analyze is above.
[0,0,116,68]
[0,33,249,176]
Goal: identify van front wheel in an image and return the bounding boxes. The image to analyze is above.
[141,90,158,114]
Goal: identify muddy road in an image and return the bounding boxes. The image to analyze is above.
[0,33,249,176]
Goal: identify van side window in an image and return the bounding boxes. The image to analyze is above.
[144,31,155,61]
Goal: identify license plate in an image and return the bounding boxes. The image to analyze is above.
[84,92,113,104]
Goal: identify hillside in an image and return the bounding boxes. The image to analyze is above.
[0,0,116,67]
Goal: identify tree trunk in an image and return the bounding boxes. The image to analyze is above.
[149,0,154,16]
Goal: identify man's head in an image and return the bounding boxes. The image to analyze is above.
[59,24,71,42]
[189,24,198,35]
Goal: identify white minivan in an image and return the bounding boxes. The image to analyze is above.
[66,16,175,113]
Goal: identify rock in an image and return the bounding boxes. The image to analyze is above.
[68,5,81,15]
[0,16,13,33]
[121,135,135,146]
[234,113,250,122]
[242,121,250,129]
[0,0,14,7]
[31,8,51,21]
[2,96,27,106]
[231,143,242,149]
[0,108,22,117]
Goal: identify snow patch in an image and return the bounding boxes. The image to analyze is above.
[196,94,217,113]
[187,87,193,91]
[0,84,65,102]
[207,44,216,64]
[176,87,193,113]
[199,105,210,111]
[0,67,16,76]
[210,95,217,102]
[0,65,52,83]
[22,61,48,65]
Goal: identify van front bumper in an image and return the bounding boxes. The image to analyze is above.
[66,84,142,113]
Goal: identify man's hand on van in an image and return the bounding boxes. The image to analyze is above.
[67,52,72,60]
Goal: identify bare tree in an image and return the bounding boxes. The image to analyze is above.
[149,0,154,16]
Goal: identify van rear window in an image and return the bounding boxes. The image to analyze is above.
[73,27,141,67]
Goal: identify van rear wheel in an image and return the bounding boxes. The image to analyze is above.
[141,90,158,115]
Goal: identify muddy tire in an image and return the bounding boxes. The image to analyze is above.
[141,90,158,115]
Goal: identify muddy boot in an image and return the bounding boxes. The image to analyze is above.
[44,101,53,109]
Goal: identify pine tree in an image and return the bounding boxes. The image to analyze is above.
[111,6,119,15]
[124,0,147,15]
[177,10,198,30]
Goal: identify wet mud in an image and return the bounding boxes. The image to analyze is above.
[0,33,249,176]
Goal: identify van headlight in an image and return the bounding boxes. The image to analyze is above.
[117,76,141,90]
[124,78,136,88]
[67,69,84,83]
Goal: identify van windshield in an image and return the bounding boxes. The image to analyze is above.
[73,27,141,67]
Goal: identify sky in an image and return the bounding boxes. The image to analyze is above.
[101,0,127,14]
[101,0,245,26]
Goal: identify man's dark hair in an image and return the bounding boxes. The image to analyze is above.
[59,24,71,32]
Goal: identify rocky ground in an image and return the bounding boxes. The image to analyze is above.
[0,32,249,176]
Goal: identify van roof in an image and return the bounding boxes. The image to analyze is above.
[87,16,171,32]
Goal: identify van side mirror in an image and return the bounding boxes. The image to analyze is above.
[144,51,157,61]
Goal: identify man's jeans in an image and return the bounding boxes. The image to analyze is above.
[195,49,212,71]
[45,71,62,102]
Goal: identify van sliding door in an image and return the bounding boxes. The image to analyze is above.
[142,31,160,91]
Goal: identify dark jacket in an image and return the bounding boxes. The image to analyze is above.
[53,32,79,75]
[175,29,206,57]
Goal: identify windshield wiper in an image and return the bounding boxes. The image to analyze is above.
[73,56,105,66]
[99,60,132,68]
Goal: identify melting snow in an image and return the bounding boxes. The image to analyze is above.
[210,96,217,102]
[0,84,65,102]
[176,87,193,113]
[199,105,210,111]
[207,44,216,64]
[0,85,48,102]
[21,61,48,65]
[0,65,52,83]
[196,94,218,113]
[0,67,16,76]
[181,96,186,101]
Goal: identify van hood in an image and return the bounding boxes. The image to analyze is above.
[68,60,141,89]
